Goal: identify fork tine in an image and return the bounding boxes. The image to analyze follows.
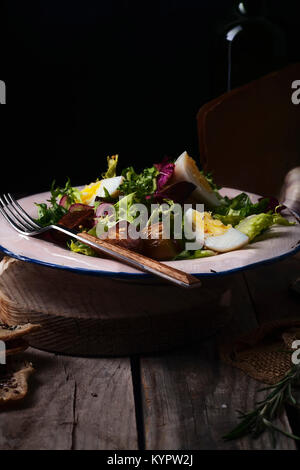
[6,193,41,230]
[0,195,33,232]
[2,194,33,231]
[0,203,28,234]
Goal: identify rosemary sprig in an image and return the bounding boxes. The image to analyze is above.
[223,363,300,444]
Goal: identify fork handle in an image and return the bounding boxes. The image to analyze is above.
[52,225,201,289]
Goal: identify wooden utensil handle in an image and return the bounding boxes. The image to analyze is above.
[76,232,201,288]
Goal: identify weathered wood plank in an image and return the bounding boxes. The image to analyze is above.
[0,348,138,450]
[141,343,296,450]
[0,257,231,356]
[140,274,297,450]
[59,354,138,450]
[0,349,75,450]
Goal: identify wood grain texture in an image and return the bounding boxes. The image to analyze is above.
[140,273,297,450]
[0,257,231,356]
[79,232,201,288]
[0,348,138,450]
[0,253,298,449]
[141,343,296,450]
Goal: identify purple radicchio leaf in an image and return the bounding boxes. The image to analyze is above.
[154,156,175,192]
[154,182,196,204]
[258,196,286,213]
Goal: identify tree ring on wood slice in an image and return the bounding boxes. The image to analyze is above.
[0,257,233,356]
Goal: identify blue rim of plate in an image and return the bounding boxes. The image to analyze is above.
[0,241,299,281]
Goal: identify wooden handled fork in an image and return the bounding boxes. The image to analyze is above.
[0,193,201,289]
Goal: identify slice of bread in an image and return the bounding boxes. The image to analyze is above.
[0,323,41,342]
[0,362,34,404]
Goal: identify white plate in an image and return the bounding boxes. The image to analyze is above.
[0,188,299,279]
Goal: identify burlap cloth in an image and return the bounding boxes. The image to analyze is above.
[219,319,300,384]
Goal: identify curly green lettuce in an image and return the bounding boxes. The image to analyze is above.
[119,166,159,202]
[68,240,96,256]
[213,193,270,225]
[35,178,81,227]
[101,155,119,179]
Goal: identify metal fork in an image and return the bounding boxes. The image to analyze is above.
[0,193,201,289]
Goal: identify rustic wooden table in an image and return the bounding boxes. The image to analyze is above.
[0,253,299,451]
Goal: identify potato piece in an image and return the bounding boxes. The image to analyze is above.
[142,223,182,261]
[99,221,144,253]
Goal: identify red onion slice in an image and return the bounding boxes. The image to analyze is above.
[59,195,69,208]
[95,203,114,218]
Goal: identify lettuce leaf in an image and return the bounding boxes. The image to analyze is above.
[174,249,216,260]
[213,209,247,226]
[200,170,221,192]
[68,240,96,256]
[272,213,295,226]
[119,166,159,202]
[95,192,138,238]
[35,178,82,227]
[101,155,118,179]
[235,211,295,241]
[114,193,137,222]
[213,193,271,225]
[235,213,274,241]
[35,202,65,227]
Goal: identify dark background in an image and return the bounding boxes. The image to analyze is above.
[2,0,300,194]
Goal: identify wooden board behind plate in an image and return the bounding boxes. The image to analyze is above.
[0,257,232,356]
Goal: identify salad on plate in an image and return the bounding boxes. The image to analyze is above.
[35,151,294,262]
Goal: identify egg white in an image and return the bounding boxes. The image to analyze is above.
[173,151,221,208]
[184,208,205,248]
[80,176,124,205]
[204,227,249,253]
[98,176,124,199]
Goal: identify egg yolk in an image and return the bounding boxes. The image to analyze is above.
[185,153,213,192]
[80,181,101,205]
[193,211,231,237]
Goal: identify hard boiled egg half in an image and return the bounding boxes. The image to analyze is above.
[172,151,221,208]
[80,176,124,205]
[185,208,249,253]
[205,227,249,253]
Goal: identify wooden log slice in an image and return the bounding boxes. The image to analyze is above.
[0,257,232,356]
